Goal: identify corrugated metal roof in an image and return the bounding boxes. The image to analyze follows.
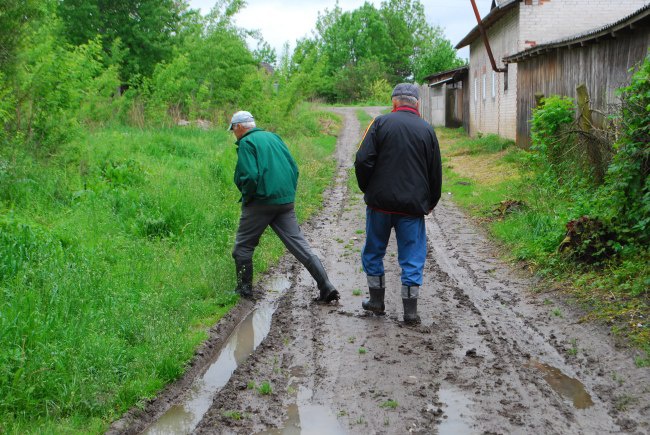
[503,3,650,63]
[422,65,469,83]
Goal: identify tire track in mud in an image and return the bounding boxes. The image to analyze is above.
[118,107,649,435]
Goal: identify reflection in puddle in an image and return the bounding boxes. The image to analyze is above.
[257,386,346,435]
[437,385,475,435]
[142,276,291,435]
[526,360,594,409]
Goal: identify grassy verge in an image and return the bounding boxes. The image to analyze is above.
[437,128,649,364]
[0,106,340,433]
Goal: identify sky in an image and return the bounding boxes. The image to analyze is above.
[187,0,494,60]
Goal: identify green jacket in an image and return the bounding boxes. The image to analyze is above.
[234,128,299,205]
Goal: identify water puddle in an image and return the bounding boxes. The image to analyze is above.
[436,385,475,435]
[526,359,594,409]
[142,276,291,435]
[257,386,346,435]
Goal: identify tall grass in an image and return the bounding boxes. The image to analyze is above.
[0,108,339,433]
[437,127,649,363]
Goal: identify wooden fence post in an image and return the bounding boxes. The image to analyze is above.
[576,84,604,183]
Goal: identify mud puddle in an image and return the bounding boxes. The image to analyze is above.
[526,359,595,410]
[142,277,290,435]
[436,384,475,435]
[256,385,346,435]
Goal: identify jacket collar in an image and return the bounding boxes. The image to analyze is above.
[392,106,421,117]
[235,127,263,145]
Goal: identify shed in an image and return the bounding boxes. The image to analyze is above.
[504,4,650,148]
[420,65,469,130]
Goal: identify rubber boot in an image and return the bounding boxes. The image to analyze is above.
[402,285,421,325]
[362,275,385,314]
[305,255,340,303]
[234,260,253,299]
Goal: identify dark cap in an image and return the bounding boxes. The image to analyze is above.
[391,83,419,100]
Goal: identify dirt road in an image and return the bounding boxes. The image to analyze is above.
[114,107,649,435]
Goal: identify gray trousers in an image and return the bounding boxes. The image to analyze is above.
[232,202,314,265]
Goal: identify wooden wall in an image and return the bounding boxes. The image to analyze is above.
[514,26,649,148]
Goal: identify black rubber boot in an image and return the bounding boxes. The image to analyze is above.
[234,260,253,299]
[402,298,421,325]
[305,255,340,303]
[362,275,385,314]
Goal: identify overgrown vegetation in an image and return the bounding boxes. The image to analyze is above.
[285,0,463,103]
[0,0,348,432]
[439,54,650,364]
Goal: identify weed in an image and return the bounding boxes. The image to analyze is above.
[348,336,356,343]
[551,308,563,317]
[614,395,636,411]
[352,289,362,296]
[257,381,273,395]
[355,229,364,234]
[567,338,578,356]
[384,416,390,426]
[380,400,398,409]
[337,410,348,417]
[247,380,256,390]
[286,386,296,395]
[222,410,242,420]
[335,238,344,243]
[358,347,367,354]
[543,299,553,305]
[611,372,625,386]
[355,416,365,425]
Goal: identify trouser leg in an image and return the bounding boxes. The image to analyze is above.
[232,203,275,298]
[393,215,426,287]
[269,203,314,264]
[362,208,392,277]
[271,204,339,302]
[232,203,276,263]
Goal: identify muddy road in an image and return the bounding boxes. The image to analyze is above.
[112,107,649,435]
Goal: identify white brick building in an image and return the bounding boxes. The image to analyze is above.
[455,0,649,141]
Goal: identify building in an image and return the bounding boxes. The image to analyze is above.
[455,0,649,143]
[420,65,469,130]
[504,4,650,147]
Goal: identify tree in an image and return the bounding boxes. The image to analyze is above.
[57,0,187,81]
[294,0,463,102]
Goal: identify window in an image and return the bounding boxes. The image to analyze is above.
[492,71,496,98]
[474,77,478,102]
[482,74,486,100]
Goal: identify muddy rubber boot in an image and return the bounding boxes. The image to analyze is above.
[234,260,253,299]
[402,285,421,325]
[362,275,385,314]
[305,255,340,303]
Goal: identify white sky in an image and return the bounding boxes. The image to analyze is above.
[187,0,494,60]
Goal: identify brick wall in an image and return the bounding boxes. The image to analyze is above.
[519,0,649,49]
[468,8,519,140]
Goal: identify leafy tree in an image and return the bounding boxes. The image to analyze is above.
[57,0,187,81]
[0,0,48,74]
[295,0,462,102]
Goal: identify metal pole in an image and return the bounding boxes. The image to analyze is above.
[470,0,507,73]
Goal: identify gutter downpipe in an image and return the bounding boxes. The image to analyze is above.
[470,0,507,73]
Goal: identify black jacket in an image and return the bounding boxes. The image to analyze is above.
[354,107,442,216]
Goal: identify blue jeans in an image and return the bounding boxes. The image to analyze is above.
[361,207,427,287]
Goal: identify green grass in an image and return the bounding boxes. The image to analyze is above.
[356,109,373,127]
[0,109,339,433]
[437,127,649,364]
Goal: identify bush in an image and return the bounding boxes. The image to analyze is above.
[595,54,650,246]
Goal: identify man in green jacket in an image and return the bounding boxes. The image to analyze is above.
[228,110,340,303]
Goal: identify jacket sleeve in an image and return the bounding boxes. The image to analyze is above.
[429,129,443,211]
[354,118,378,192]
[234,141,259,204]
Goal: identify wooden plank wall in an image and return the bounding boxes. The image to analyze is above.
[515,27,649,148]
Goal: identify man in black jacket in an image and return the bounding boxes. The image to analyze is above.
[354,83,442,324]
